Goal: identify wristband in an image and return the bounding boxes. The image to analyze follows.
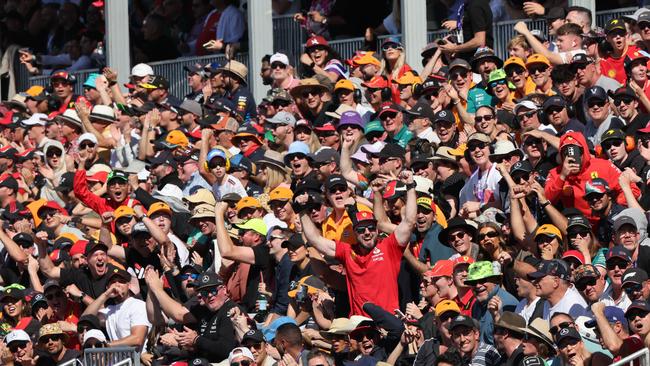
[540,201,551,209]
[308,61,315,69]
[78,292,86,303]
[405,182,416,190]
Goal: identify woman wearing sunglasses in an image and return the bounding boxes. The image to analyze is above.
[378,38,412,104]
[39,140,69,208]
[477,222,518,296]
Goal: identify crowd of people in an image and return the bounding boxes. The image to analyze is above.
[2,0,650,366]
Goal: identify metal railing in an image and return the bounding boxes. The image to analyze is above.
[493,18,548,59]
[610,348,650,366]
[83,346,141,366]
[595,7,637,27]
[16,53,249,98]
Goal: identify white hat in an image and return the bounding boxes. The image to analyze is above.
[266,111,296,126]
[57,109,82,127]
[130,63,154,78]
[5,329,30,344]
[83,329,107,344]
[228,347,255,363]
[414,175,434,195]
[78,132,98,145]
[270,52,290,66]
[492,140,520,156]
[89,105,116,123]
[513,100,539,114]
[624,7,650,22]
[137,169,150,181]
[21,113,48,126]
[351,149,370,164]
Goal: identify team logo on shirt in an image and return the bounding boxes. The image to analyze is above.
[371,247,384,262]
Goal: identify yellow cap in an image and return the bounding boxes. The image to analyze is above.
[25,86,44,97]
[114,205,136,221]
[448,143,467,157]
[236,197,262,212]
[535,224,562,240]
[352,52,381,66]
[334,79,356,91]
[504,56,526,70]
[396,71,422,85]
[526,53,551,68]
[27,199,47,227]
[269,187,293,202]
[184,188,216,206]
[434,300,460,317]
[148,202,172,217]
[56,232,79,243]
[165,130,190,149]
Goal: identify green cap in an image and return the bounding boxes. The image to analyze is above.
[106,170,128,183]
[465,261,502,284]
[364,120,384,135]
[487,69,507,84]
[233,218,268,236]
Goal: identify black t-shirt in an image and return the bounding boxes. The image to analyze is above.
[0,253,31,288]
[125,246,165,298]
[187,300,239,362]
[557,118,586,135]
[245,244,274,312]
[623,113,650,138]
[460,0,493,61]
[59,267,110,300]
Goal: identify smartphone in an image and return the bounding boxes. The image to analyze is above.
[394,309,406,319]
[436,39,447,46]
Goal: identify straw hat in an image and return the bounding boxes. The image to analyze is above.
[218,60,248,84]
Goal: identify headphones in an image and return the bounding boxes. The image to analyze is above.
[595,136,635,158]
[353,88,362,104]
[202,147,231,173]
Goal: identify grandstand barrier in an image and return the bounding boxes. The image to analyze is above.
[83,346,141,366]
[610,348,650,366]
[10,7,640,98]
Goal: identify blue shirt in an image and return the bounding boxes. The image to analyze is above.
[183,171,212,196]
[270,253,292,315]
[216,5,246,43]
[418,224,455,264]
[471,285,518,345]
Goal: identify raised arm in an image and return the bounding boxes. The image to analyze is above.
[99,212,126,261]
[296,194,336,257]
[591,302,623,354]
[371,178,396,234]
[35,231,61,279]
[339,136,361,186]
[144,266,197,324]
[393,171,416,246]
[514,22,564,65]
[214,202,256,264]
[0,225,28,264]
[198,128,217,185]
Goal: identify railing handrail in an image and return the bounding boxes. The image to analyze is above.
[610,347,650,366]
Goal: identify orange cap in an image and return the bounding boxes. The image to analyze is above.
[526,53,551,68]
[424,260,454,278]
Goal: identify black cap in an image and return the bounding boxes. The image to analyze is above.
[13,233,34,248]
[545,6,567,21]
[242,329,265,343]
[433,109,455,124]
[600,129,626,144]
[106,170,128,184]
[605,18,626,34]
[542,95,567,110]
[527,259,571,281]
[30,293,47,311]
[78,314,101,330]
[626,300,650,315]
[148,150,178,168]
[311,148,340,164]
[571,53,595,65]
[184,65,203,74]
[622,268,649,286]
[84,239,108,256]
[198,114,222,127]
[181,263,203,274]
[206,98,235,115]
[221,193,242,203]
[449,315,479,331]
[55,172,75,193]
[510,160,533,175]
[0,147,18,160]
[144,75,169,89]
[377,143,406,159]
[606,245,632,262]
[189,358,211,366]
[325,174,348,191]
[608,86,637,100]
[554,327,582,345]
[584,86,608,102]
[107,267,131,282]
[566,215,591,231]
[521,356,546,366]
[195,271,224,290]
[0,287,25,302]
[406,100,436,121]
[281,233,306,250]
[614,215,638,232]
[0,176,18,191]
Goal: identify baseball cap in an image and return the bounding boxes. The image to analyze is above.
[585,306,627,328]
[605,18,626,34]
[234,218,268,236]
[554,327,582,345]
[449,315,479,331]
[434,300,460,317]
[266,111,296,127]
[383,180,407,200]
[534,224,562,240]
[567,215,592,232]
[527,259,571,281]
[270,52,290,66]
[130,63,154,77]
[269,187,293,202]
[562,250,586,265]
[228,347,255,363]
[4,330,30,345]
[106,170,128,184]
[324,174,348,192]
[571,53,595,65]
[84,239,108,256]
[526,54,551,68]
[242,329,265,343]
[584,86,608,102]
[106,267,131,282]
[613,215,638,232]
[584,178,611,197]
[406,100,435,121]
[424,260,454,278]
[622,268,649,287]
[377,102,401,118]
[195,272,224,290]
[281,233,305,250]
[606,245,632,262]
[377,143,406,159]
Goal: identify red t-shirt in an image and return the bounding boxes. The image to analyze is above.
[613,335,645,366]
[600,45,646,84]
[335,233,403,316]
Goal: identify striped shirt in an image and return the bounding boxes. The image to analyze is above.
[466,342,502,366]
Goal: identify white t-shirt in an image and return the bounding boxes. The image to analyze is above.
[515,297,541,323]
[99,297,151,351]
[459,163,503,207]
[600,283,632,312]
[542,286,588,321]
[211,174,248,200]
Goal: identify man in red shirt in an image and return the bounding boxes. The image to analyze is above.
[298,171,417,316]
[600,18,650,84]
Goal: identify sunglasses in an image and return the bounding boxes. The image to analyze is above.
[244,342,264,350]
[77,325,92,333]
[269,200,288,210]
[271,62,287,69]
[575,277,598,291]
[198,287,219,299]
[84,341,104,348]
[448,231,467,240]
[478,231,499,241]
[624,283,643,294]
[608,29,627,38]
[474,114,494,123]
[45,291,65,301]
[523,137,542,146]
[9,341,28,353]
[588,100,606,109]
[328,185,347,194]
[382,43,402,51]
[46,149,63,158]
[585,192,605,202]
[505,66,526,77]
[41,335,62,343]
[39,209,58,219]
[512,173,530,184]
[79,142,96,149]
[546,106,565,114]
[450,69,469,79]
[231,361,252,366]
[606,259,630,270]
[625,310,649,320]
[535,235,556,244]
[380,112,398,121]
[493,154,515,164]
[51,81,69,87]
[180,273,199,281]
[567,230,590,239]
[271,100,291,108]
[489,79,507,89]
[116,215,134,225]
[528,65,548,74]
[468,141,488,151]
[301,90,321,98]
[613,97,635,106]
[549,322,574,335]
[208,158,226,169]
[602,139,624,151]
[640,139,650,149]
[354,224,376,234]
[517,110,537,121]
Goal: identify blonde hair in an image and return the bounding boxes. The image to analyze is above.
[380,51,406,80]
[507,35,531,53]
[265,165,291,192]
[306,132,321,152]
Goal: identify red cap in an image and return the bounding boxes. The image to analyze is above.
[354,211,376,224]
[362,76,389,89]
[305,36,329,49]
[87,171,109,184]
[453,255,475,267]
[69,240,88,257]
[383,180,407,200]
[424,260,454,278]
[0,111,13,126]
[38,201,67,216]
[562,250,585,264]
[314,122,336,132]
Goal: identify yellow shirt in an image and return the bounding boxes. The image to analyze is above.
[322,203,371,245]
